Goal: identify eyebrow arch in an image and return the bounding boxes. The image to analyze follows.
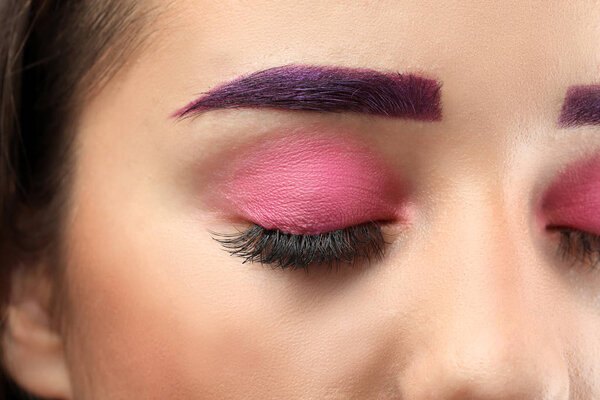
[171,64,442,121]
[558,85,600,128]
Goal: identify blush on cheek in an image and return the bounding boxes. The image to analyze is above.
[217,134,407,234]
[541,155,600,235]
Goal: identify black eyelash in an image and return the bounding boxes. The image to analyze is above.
[555,228,600,269]
[212,222,386,271]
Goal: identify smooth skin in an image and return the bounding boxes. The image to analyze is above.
[4,0,600,398]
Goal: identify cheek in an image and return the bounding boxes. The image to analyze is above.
[63,197,282,397]
[60,182,327,398]
[63,195,197,396]
[62,173,399,398]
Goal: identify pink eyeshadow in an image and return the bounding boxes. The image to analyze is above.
[541,155,600,235]
[219,134,406,234]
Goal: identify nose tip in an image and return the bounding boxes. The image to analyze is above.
[399,332,570,400]
[394,258,571,399]
[394,265,572,399]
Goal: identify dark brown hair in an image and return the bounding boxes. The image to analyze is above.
[0,1,156,398]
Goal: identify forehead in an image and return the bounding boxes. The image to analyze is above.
[158,0,599,69]
[149,1,599,111]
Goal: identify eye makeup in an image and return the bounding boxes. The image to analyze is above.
[541,154,600,236]
[214,133,407,235]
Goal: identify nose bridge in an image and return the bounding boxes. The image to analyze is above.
[399,179,570,399]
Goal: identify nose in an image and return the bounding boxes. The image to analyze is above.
[396,187,570,399]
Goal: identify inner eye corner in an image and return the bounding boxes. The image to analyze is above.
[376,217,405,233]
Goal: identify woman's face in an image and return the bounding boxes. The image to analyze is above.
[55,0,600,398]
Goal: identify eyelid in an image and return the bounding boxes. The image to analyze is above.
[215,134,407,235]
[540,155,600,235]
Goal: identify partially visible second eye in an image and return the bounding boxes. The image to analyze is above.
[551,227,600,269]
[212,221,386,271]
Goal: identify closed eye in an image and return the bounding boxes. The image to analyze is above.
[211,221,387,271]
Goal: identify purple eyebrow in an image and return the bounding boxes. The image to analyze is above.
[558,85,600,128]
[171,64,442,121]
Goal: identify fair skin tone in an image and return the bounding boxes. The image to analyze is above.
[4,0,600,398]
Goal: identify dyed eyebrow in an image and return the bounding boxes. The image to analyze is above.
[171,64,442,121]
[558,85,600,128]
